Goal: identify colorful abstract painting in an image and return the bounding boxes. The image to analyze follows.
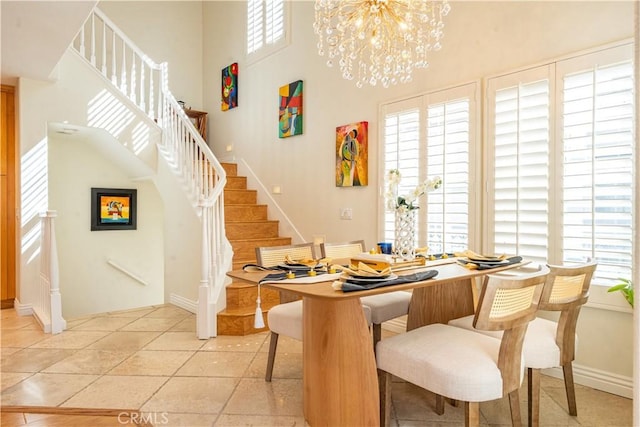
[221,62,238,111]
[335,121,368,187]
[279,80,303,138]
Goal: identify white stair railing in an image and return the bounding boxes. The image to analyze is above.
[71,7,229,338]
[35,211,65,334]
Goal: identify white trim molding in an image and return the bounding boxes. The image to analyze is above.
[543,364,633,399]
[169,293,197,314]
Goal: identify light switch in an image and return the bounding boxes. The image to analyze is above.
[340,208,353,220]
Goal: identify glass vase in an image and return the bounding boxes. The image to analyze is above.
[394,209,416,260]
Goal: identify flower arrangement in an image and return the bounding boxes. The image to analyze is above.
[385,169,442,212]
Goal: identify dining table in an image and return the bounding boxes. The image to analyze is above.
[226,256,528,426]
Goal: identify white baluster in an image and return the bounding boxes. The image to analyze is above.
[121,40,127,95]
[130,51,137,104]
[101,19,107,75]
[79,25,86,57]
[111,29,117,85]
[140,63,146,113]
[90,13,96,66]
[148,70,155,119]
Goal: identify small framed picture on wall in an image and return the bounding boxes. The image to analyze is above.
[91,188,137,231]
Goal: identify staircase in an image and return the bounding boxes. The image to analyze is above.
[65,8,231,339]
[217,162,291,335]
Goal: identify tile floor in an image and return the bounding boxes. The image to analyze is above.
[0,305,633,426]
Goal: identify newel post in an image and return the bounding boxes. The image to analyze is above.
[40,210,64,334]
[197,201,213,339]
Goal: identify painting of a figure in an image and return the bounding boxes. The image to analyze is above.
[221,63,238,111]
[279,80,303,138]
[336,121,368,187]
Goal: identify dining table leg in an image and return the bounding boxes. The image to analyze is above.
[406,278,476,330]
[303,296,379,426]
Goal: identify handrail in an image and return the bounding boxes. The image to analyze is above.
[107,259,148,286]
[71,7,229,338]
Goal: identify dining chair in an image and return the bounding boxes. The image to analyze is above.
[376,266,548,427]
[256,242,316,304]
[258,242,372,382]
[320,240,413,348]
[447,261,597,426]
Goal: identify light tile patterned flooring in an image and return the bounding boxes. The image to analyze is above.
[0,305,633,426]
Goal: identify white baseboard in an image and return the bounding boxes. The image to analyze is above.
[13,299,33,316]
[542,364,633,399]
[169,293,197,314]
[382,319,633,399]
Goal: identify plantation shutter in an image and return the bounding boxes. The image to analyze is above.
[247,0,264,54]
[382,103,422,243]
[558,53,634,285]
[265,0,284,45]
[487,67,552,263]
[426,98,471,254]
[381,83,477,252]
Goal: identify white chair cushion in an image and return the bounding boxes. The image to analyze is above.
[360,291,411,324]
[376,323,522,402]
[267,301,373,342]
[448,315,568,369]
[268,300,304,340]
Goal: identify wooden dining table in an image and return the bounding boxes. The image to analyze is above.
[227,258,528,426]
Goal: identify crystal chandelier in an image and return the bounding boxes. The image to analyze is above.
[313,0,451,88]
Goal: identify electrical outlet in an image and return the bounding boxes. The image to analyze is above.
[340,208,353,220]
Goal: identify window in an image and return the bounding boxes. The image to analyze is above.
[246,0,289,62]
[380,83,479,254]
[486,43,634,290]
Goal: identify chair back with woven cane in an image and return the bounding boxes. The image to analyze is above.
[320,240,365,259]
[539,262,597,365]
[255,243,316,304]
[255,243,317,268]
[473,268,547,395]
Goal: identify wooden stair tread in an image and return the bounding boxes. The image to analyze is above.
[219,162,296,336]
[218,306,276,316]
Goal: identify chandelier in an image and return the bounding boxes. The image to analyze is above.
[313,0,451,88]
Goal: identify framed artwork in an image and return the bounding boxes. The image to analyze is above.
[221,62,238,111]
[335,121,368,187]
[91,188,137,231]
[279,80,303,138]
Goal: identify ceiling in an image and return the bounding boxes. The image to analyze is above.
[1,1,97,85]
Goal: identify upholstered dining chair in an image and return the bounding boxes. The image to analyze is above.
[376,266,549,427]
[448,261,597,426]
[320,240,413,348]
[258,242,372,382]
[256,242,316,304]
